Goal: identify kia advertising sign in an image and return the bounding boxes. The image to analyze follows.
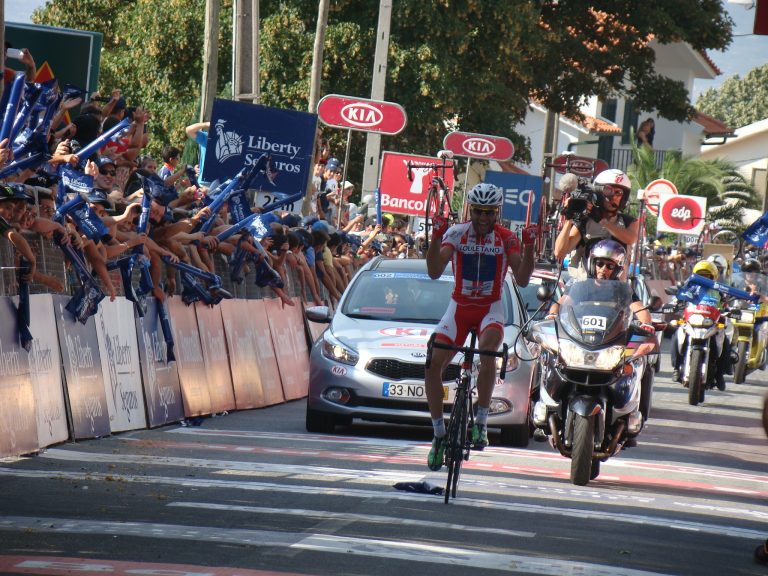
[551,154,609,178]
[657,192,707,235]
[203,98,317,198]
[317,94,407,135]
[644,179,678,216]
[443,131,514,161]
[484,171,542,231]
[378,151,455,217]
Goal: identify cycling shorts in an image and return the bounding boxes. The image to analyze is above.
[433,298,505,347]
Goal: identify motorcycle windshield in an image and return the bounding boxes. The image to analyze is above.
[558,279,633,346]
[731,272,768,307]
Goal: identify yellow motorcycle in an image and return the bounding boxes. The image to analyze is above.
[730,271,768,384]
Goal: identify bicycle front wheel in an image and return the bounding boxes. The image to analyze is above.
[444,382,469,503]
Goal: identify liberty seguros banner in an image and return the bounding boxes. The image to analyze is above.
[203,98,318,201]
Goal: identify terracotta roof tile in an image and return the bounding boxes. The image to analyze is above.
[698,50,722,76]
[581,114,622,134]
[693,111,734,136]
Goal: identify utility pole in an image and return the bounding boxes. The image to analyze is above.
[541,109,559,206]
[361,0,393,197]
[233,0,260,104]
[200,0,220,122]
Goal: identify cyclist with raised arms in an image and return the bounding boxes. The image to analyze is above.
[425,182,535,470]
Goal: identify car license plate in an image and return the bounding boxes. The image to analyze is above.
[381,383,449,400]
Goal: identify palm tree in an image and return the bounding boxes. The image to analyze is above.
[626,131,758,235]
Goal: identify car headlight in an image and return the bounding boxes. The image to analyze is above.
[559,341,623,371]
[496,353,519,374]
[321,332,359,366]
[688,314,714,327]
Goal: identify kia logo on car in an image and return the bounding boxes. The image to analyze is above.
[378,327,430,337]
[341,103,384,128]
[462,138,496,157]
[331,365,347,376]
[411,352,426,358]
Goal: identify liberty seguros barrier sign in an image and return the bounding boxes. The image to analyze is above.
[203,99,318,197]
[442,131,515,161]
[317,94,408,135]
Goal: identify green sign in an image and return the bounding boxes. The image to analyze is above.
[5,22,102,94]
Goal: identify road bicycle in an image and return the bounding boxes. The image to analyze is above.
[425,331,509,503]
[406,150,457,251]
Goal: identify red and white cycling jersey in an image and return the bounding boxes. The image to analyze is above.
[441,222,520,305]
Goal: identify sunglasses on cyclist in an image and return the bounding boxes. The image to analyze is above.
[471,207,498,216]
[594,258,617,271]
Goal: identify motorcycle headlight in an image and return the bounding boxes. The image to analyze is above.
[321,332,359,366]
[559,341,624,371]
[688,314,714,327]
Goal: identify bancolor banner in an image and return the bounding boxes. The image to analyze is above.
[378,152,455,217]
[483,171,542,230]
[203,99,317,199]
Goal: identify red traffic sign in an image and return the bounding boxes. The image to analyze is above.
[317,94,407,135]
[644,179,678,216]
[442,131,514,161]
[551,154,608,178]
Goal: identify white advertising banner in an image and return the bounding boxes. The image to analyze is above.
[95,297,147,432]
[27,294,68,448]
[656,192,707,235]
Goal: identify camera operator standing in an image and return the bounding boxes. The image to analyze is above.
[554,169,639,279]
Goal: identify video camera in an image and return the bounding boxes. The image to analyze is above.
[561,178,604,225]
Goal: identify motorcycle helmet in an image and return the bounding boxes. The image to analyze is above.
[741,258,761,273]
[593,169,631,211]
[587,239,626,280]
[706,254,729,279]
[466,183,503,208]
[692,260,718,280]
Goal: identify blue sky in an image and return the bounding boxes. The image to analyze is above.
[6,0,767,103]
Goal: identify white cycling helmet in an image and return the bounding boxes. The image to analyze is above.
[594,169,631,210]
[466,183,503,207]
[594,169,631,190]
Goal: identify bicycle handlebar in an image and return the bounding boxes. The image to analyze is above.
[426,336,511,379]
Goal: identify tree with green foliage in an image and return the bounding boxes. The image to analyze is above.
[696,64,768,129]
[33,0,733,177]
[627,135,757,236]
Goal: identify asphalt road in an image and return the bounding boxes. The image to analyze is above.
[0,339,766,576]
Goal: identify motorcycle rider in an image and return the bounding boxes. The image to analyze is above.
[554,169,640,279]
[670,260,728,390]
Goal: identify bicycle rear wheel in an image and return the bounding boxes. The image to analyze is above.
[424,186,450,251]
[444,381,468,503]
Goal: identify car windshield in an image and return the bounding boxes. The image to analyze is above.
[342,269,517,325]
[558,279,632,346]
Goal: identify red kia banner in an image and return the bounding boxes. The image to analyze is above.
[379,151,455,217]
[443,131,514,161]
[551,154,608,178]
[317,94,407,135]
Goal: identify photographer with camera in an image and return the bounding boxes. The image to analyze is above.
[554,169,639,279]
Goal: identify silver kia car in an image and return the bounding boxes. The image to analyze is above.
[305,257,535,446]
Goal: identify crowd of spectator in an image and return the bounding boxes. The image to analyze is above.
[0,47,429,311]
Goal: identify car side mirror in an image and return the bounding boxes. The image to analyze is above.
[536,286,553,302]
[305,305,332,323]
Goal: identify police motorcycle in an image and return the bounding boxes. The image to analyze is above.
[729,261,768,383]
[664,268,759,405]
[526,278,661,486]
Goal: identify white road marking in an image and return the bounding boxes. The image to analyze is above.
[0,467,763,541]
[0,516,675,576]
[168,501,535,538]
